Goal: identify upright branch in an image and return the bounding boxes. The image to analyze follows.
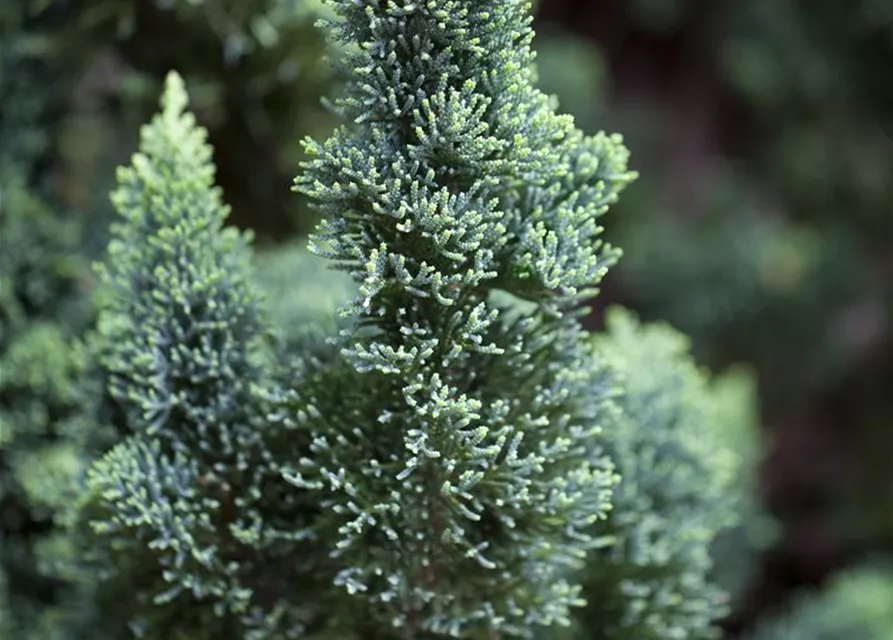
[292,1,636,637]
[83,72,311,639]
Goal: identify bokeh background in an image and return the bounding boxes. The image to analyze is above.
[531,1,893,634]
[2,0,891,635]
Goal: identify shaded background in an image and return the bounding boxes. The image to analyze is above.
[532,0,892,632]
[530,0,892,634]
[3,0,892,635]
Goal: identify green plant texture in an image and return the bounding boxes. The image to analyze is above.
[0,3,101,635]
[564,309,757,640]
[291,0,637,634]
[2,1,764,638]
[747,565,893,640]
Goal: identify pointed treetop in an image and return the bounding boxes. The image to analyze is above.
[160,70,188,119]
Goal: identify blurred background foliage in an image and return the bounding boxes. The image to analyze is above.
[746,563,893,640]
[1,0,891,636]
[534,0,892,633]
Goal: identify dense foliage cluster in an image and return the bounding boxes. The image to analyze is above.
[79,73,308,639]
[72,0,752,636]
[1,0,883,638]
[567,309,755,640]
[291,0,639,634]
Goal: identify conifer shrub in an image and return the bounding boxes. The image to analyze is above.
[28,1,755,638]
[290,0,636,634]
[76,72,306,639]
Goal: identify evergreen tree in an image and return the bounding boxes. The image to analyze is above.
[78,71,313,639]
[291,0,636,635]
[74,1,757,638]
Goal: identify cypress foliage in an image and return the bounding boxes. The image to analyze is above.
[567,309,756,639]
[79,72,308,639]
[73,1,758,638]
[291,0,636,636]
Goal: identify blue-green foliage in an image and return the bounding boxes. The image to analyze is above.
[80,72,312,639]
[747,565,893,640]
[94,71,267,446]
[290,0,637,636]
[564,309,756,640]
[74,1,760,638]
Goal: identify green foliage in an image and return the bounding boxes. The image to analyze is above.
[290,0,638,635]
[747,565,893,640]
[79,72,314,639]
[3,2,762,638]
[0,3,99,635]
[564,309,756,640]
[94,71,267,441]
